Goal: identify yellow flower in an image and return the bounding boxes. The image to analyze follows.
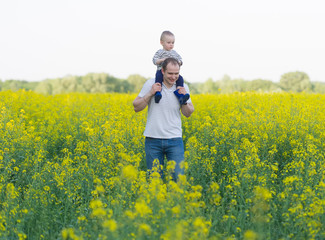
[179,161,188,171]
[244,230,258,240]
[103,219,118,232]
[254,186,272,201]
[90,199,103,209]
[193,217,211,235]
[121,165,138,182]
[166,160,176,172]
[209,182,220,192]
[6,183,19,199]
[61,228,76,240]
[124,210,136,220]
[94,178,102,184]
[92,208,106,217]
[283,175,300,185]
[78,216,86,222]
[222,215,229,221]
[18,233,27,240]
[92,184,105,196]
[171,205,181,216]
[135,201,152,217]
[21,209,28,214]
[138,223,152,235]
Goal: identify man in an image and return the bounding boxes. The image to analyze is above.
[133,58,194,181]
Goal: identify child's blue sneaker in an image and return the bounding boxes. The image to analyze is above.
[155,91,162,103]
[174,90,190,105]
[179,93,190,105]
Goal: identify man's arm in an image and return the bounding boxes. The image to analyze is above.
[181,103,194,118]
[177,86,194,117]
[133,83,161,112]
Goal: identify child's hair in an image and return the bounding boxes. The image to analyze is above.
[162,58,180,71]
[160,31,174,41]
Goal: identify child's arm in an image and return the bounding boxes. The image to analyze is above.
[155,58,166,65]
[172,50,183,66]
[153,49,165,66]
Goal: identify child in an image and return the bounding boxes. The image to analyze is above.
[152,31,190,104]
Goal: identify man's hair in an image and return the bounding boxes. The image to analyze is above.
[162,58,180,71]
[160,30,174,41]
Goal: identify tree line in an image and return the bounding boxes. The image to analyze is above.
[1,71,325,94]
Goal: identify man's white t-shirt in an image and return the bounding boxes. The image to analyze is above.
[138,78,191,139]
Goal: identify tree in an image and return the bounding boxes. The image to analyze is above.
[0,80,38,91]
[217,78,246,93]
[247,79,280,92]
[280,71,312,92]
[311,82,325,93]
[126,74,147,93]
[201,78,218,93]
[34,81,53,95]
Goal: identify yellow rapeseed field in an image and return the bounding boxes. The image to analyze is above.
[0,90,324,239]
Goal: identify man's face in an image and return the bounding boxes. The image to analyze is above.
[162,63,180,87]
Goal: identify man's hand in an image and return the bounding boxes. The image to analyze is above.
[133,83,162,113]
[176,86,187,95]
[151,83,162,95]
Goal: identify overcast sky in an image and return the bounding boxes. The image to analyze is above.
[1,0,324,83]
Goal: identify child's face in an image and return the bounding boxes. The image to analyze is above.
[161,35,175,51]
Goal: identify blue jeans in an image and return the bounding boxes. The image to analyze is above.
[145,137,184,181]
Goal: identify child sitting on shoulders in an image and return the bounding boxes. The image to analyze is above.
[152,30,190,105]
